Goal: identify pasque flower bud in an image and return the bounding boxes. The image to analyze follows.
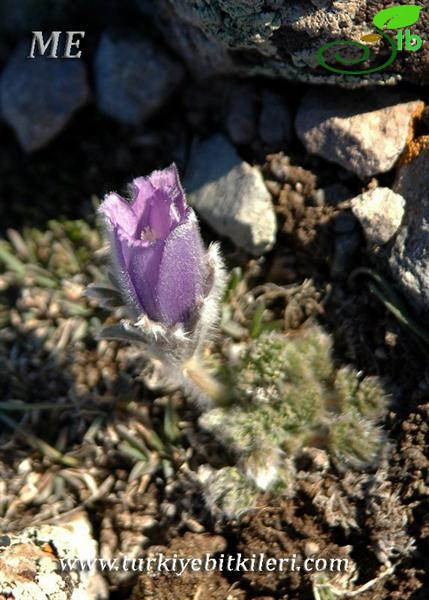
[99,164,208,326]
[87,164,226,404]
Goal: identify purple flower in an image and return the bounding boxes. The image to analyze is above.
[99,164,207,327]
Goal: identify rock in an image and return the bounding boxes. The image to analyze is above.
[258,90,292,149]
[185,134,277,256]
[355,149,429,314]
[0,512,108,600]
[387,149,429,313]
[0,41,89,151]
[225,81,258,145]
[0,0,104,36]
[351,187,405,245]
[295,89,423,178]
[149,1,429,86]
[94,31,184,125]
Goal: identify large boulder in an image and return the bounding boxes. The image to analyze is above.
[148,0,429,86]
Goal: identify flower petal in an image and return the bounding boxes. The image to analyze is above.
[99,192,136,237]
[131,165,185,239]
[148,164,187,220]
[119,232,165,321]
[129,176,155,228]
[156,208,206,326]
[106,226,142,315]
[145,190,176,239]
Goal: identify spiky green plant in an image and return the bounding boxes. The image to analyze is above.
[0,220,106,465]
[198,466,261,519]
[199,326,388,518]
[0,219,104,338]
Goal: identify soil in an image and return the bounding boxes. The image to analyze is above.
[0,76,429,600]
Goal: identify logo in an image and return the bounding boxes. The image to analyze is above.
[27,31,86,58]
[317,4,423,75]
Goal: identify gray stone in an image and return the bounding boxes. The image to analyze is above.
[150,1,429,87]
[258,90,292,149]
[387,150,429,313]
[295,89,423,178]
[0,41,89,152]
[94,31,184,125]
[185,134,277,256]
[225,81,258,145]
[351,187,405,245]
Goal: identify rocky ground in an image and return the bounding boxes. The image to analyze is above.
[1,5,429,600]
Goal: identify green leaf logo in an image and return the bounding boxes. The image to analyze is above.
[373,5,422,30]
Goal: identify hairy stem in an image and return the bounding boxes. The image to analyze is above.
[182,357,229,405]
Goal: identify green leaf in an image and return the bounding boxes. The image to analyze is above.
[0,243,26,276]
[223,267,242,303]
[250,302,266,338]
[373,5,422,30]
[85,283,124,307]
[98,323,145,343]
[163,397,180,444]
[116,425,151,458]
